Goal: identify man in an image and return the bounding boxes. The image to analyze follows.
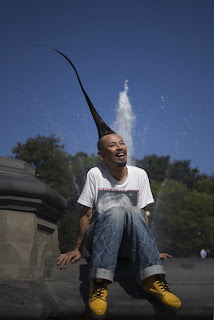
[200,249,207,258]
[51,49,182,319]
[57,133,182,318]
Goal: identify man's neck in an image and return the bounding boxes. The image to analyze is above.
[107,165,128,182]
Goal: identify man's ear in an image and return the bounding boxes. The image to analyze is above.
[98,150,104,160]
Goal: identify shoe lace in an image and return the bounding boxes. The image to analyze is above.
[91,281,106,299]
[155,275,171,293]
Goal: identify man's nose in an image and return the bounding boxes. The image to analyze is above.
[116,146,123,150]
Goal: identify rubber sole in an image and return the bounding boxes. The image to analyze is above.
[141,290,182,312]
[86,305,108,320]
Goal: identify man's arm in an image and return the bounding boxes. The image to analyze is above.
[57,205,93,269]
[141,208,149,224]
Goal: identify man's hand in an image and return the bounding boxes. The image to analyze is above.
[57,248,81,269]
[159,253,173,259]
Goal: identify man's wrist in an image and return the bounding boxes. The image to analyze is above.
[74,242,82,251]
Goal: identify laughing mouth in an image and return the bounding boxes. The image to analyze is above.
[115,152,126,158]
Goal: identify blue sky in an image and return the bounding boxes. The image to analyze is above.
[1,0,214,175]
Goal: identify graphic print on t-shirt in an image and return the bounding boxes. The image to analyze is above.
[96,188,139,214]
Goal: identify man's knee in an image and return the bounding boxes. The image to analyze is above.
[124,206,141,216]
[97,207,126,222]
[124,206,147,223]
[126,206,139,214]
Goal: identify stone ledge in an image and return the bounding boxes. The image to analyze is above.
[0,176,67,210]
[0,177,67,221]
[0,157,67,219]
[0,258,213,319]
[0,157,35,177]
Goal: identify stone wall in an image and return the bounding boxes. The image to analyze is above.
[0,157,67,280]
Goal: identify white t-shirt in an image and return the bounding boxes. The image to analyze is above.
[77,164,154,215]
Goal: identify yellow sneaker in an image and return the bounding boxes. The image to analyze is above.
[142,274,182,310]
[88,278,108,319]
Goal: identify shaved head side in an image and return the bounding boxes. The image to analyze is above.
[97,138,104,151]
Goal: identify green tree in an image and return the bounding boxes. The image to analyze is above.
[150,179,214,257]
[196,175,214,194]
[167,159,201,190]
[136,154,170,182]
[12,135,74,196]
[184,190,214,256]
[136,155,204,191]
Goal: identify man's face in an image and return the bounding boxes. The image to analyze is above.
[98,134,127,167]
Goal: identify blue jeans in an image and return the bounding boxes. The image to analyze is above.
[84,206,165,285]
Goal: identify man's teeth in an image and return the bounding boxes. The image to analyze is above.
[116,153,125,157]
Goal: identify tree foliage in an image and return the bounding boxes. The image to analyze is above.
[149,179,214,257]
[136,154,170,182]
[12,135,214,257]
[167,159,201,190]
[12,135,74,197]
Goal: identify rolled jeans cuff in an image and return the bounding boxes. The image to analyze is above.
[89,268,114,282]
[137,265,165,285]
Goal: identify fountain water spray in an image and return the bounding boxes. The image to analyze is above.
[113,80,136,165]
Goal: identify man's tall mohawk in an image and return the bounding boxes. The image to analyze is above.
[51,48,115,139]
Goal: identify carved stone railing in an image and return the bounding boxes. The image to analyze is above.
[0,156,67,280]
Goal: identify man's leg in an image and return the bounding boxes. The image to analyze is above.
[122,206,164,283]
[88,207,126,282]
[84,207,126,318]
[122,207,182,310]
